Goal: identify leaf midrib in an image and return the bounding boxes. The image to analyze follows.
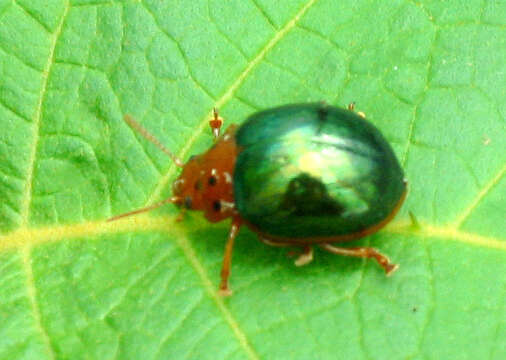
[1,216,505,253]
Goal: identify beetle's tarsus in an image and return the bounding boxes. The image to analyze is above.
[210,108,223,141]
[294,246,314,266]
[385,263,399,276]
[347,102,366,118]
[218,287,233,297]
[319,243,397,275]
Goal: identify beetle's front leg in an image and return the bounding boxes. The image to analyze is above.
[209,108,224,141]
[319,243,398,275]
[218,217,242,296]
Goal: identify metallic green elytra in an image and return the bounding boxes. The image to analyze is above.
[234,103,406,240]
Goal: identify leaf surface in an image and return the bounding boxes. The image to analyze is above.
[0,1,505,359]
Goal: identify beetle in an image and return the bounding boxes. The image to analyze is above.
[110,103,407,295]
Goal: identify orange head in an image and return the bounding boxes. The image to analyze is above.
[108,115,240,223]
[172,124,239,222]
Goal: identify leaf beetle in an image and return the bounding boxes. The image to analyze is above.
[110,103,407,295]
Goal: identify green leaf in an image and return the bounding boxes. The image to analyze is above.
[0,0,505,359]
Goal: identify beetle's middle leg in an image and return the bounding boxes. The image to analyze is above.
[294,245,313,266]
[319,243,398,275]
[259,237,314,266]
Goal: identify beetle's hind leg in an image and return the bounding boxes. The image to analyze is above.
[319,243,398,275]
[347,102,366,118]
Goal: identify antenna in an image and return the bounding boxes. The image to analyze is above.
[107,197,181,222]
[124,115,184,167]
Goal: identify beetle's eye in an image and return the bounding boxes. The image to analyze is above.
[184,196,192,209]
[188,155,197,161]
[212,200,221,212]
[208,176,217,186]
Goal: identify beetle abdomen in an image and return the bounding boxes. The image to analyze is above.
[233,103,405,241]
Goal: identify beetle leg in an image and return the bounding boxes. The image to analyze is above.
[294,246,313,267]
[259,236,290,247]
[259,238,313,266]
[218,217,242,296]
[209,108,224,141]
[319,244,398,275]
[347,102,366,118]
